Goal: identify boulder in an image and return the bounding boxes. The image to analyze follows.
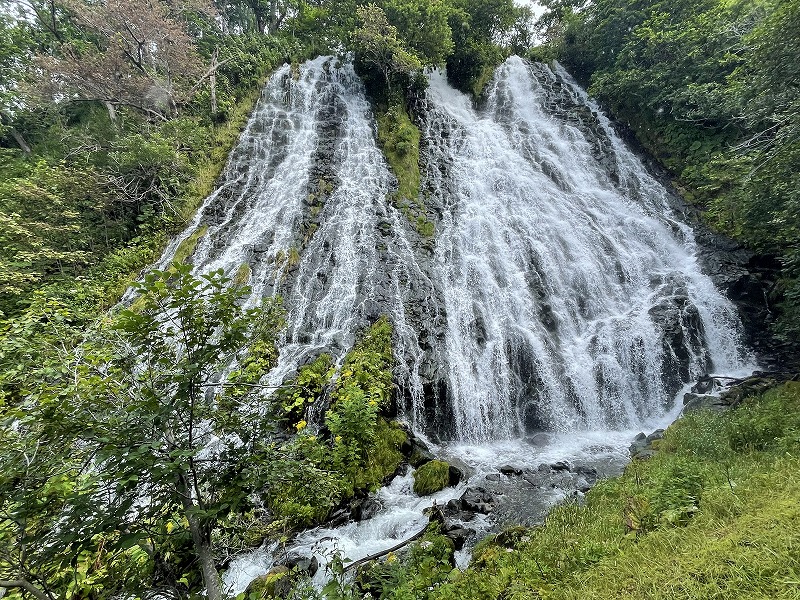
[499,464,523,476]
[407,437,435,468]
[413,460,452,496]
[459,487,495,514]
[443,525,473,551]
[682,392,733,413]
[630,429,665,459]
[246,565,293,599]
[278,552,319,578]
[448,464,464,486]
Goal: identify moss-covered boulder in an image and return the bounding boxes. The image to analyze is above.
[246,565,293,599]
[414,460,451,496]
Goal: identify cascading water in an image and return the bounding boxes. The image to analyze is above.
[420,56,753,441]
[140,55,756,594]
[145,56,429,406]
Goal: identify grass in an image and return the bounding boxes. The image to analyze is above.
[356,382,800,600]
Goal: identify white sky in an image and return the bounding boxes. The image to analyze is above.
[515,0,548,19]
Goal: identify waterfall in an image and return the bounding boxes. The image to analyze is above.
[199,55,758,595]
[420,56,753,441]
[147,55,753,444]
[148,56,429,412]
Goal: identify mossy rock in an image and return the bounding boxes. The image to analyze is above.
[246,565,293,599]
[172,225,208,264]
[232,262,252,286]
[414,460,451,496]
[356,418,408,491]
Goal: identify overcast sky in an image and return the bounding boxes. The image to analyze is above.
[515,0,547,18]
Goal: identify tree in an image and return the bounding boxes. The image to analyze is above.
[30,0,215,121]
[351,3,422,93]
[382,0,454,67]
[77,264,284,599]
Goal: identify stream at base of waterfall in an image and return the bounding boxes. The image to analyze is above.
[148,55,756,594]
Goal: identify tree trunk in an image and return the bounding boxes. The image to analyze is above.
[177,475,222,600]
[268,0,279,34]
[9,128,31,155]
[210,48,218,116]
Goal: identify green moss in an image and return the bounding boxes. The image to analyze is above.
[471,64,498,98]
[172,225,208,264]
[232,262,251,287]
[378,105,420,203]
[245,566,291,599]
[425,382,800,600]
[356,418,407,492]
[413,460,451,496]
[377,105,435,237]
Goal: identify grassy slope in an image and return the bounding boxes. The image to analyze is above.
[427,382,800,600]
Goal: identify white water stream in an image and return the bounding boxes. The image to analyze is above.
[139,56,755,595]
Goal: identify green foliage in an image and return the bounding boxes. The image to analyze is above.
[382,0,455,66]
[275,353,335,425]
[352,3,423,93]
[262,317,404,528]
[446,0,517,95]
[353,526,456,599]
[327,316,401,492]
[413,460,452,496]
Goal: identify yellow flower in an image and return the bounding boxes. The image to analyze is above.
[386,552,397,564]
[369,400,378,407]
[335,435,342,444]
[295,420,307,431]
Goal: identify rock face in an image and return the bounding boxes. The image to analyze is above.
[692,232,794,369]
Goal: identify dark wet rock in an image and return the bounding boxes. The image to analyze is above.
[485,473,501,482]
[549,461,571,472]
[648,290,708,396]
[527,432,552,447]
[682,392,732,413]
[573,465,598,492]
[691,375,717,394]
[443,525,473,551]
[499,464,523,476]
[458,487,495,514]
[405,435,435,468]
[328,508,350,527]
[350,496,381,522]
[448,465,464,486]
[278,552,319,577]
